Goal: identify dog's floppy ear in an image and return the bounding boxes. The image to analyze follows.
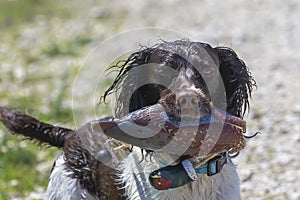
[103,48,164,116]
[215,47,256,118]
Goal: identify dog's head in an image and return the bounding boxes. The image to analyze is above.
[96,40,257,180]
[105,40,254,119]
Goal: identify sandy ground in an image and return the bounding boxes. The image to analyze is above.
[2,0,300,199]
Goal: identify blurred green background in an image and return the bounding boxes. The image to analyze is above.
[0,0,117,199]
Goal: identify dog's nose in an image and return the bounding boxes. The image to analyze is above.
[176,89,203,118]
[177,93,200,110]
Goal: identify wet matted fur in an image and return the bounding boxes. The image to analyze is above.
[0,39,256,200]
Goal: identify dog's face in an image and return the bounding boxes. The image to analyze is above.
[101,39,255,164]
[106,40,253,119]
[157,53,220,119]
[110,42,212,116]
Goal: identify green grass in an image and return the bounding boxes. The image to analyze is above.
[0,71,75,198]
[0,0,71,30]
[0,1,76,197]
[40,35,93,58]
[0,0,127,198]
[0,58,78,197]
[0,133,58,198]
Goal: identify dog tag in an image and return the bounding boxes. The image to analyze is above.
[181,159,197,180]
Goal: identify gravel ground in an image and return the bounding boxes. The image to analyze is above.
[1,0,300,199]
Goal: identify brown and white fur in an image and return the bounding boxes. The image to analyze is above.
[0,40,255,200]
[118,148,241,200]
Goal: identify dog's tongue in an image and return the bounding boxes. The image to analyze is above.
[92,103,246,157]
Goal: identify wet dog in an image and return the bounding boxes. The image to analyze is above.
[0,40,255,199]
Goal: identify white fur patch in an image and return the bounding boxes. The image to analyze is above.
[117,148,241,200]
[45,151,241,200]
[45,154,97,200]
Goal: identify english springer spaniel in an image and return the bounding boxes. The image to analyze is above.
[0,40,256,200]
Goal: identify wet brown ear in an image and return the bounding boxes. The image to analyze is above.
[215,47,256,118]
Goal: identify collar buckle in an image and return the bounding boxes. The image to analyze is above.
[207,153,227,176]
[193,152,228,176]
